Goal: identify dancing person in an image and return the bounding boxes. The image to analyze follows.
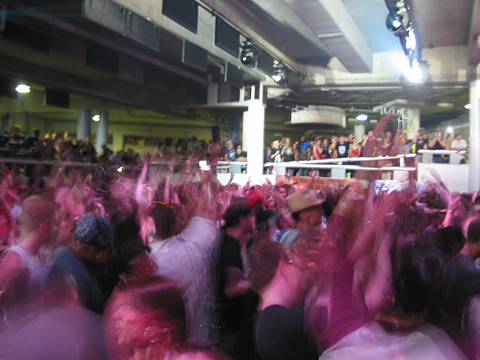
[279,188,324,247]
[52,213,116,314]
[248,242,318,360]
[111,276,223,360]
[0,195,60,290]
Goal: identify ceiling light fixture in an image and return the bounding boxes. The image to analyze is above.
[240,39,258,67]
[356,114,369,121]
[465,103,472,110]
[92,114,100,122]
[272,61,287,85]
[15,84,31,93]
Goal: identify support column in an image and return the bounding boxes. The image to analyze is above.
[244,100,265,183]
[354,124,365,141]
[96,111,109,154]
[77,109,91,142]
[469,80,480,191]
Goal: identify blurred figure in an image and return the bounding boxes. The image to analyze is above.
[103,238,155,360]
[296,136,311,176]
[429,130,446,163]
[0,195,60,290]
[412,128,429,163]
[279,188,324,247]
[334,136,349,159]
[450,134,468,164]
[224,141,236,162]
[52,213,116,314]
[322,203,466,359]
[0,269,107,360]
[235,145,247,162]
[218,200,255,354]
[247,242,318,360]
[348,137,361,158]
[111,276,222,360]
[270,140,282,163]
[281,137,295,176]
[149,199,220,347]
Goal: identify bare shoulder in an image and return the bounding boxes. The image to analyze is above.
[0,250,26,288]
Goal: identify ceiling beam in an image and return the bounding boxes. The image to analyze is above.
[286,0,373,73]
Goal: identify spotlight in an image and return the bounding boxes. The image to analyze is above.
[386,13,403,32]
[240,39,258,67]
[272,61,287,85]
[356,114,369,121]
[386,1,409,37]
[465,103,472,110]
[92,114,100,122]
[15,84,30,93]
[407,60,425,83]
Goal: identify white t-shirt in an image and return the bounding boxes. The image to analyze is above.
[150,217,219,346]
[320,321,466,360]
[451,139,468,150]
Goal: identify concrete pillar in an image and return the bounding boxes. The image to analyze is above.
[1,113,10,135]
[244,99,265,183]
[354,124,365,141]
[77,109,91,142]
[96,111,109,154]
[469,80,480,191]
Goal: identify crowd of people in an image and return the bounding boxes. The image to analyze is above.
[0,115,478,359]
[1,127,213,167]
[264,127,468,176]
[1,120,469,185]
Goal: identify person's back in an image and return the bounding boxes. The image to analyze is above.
[443,216,480,319]
[321,321,465,360]
[150,215,220,346]
[248,242,318,360]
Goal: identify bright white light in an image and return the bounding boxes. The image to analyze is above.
[392,19,402,28]
[407,61,424,83]
[15,84,30,93]
[406,29,417,50]
[447,127,453,134]
[356,114,369,121]
[117,166,124,173]
[199,160,210,171]
[465,103,473,110]
[272,74,283,82]
[92,114,100,122]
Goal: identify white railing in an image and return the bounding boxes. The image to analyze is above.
[418,149,466,164]
[264,154,417,177]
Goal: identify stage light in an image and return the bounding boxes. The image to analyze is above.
[407,60,424,83]
[386,13,403,32]
[405,29,417,51]
[240,39,258,67]
[465,103,472,110]
[272,61,287,85]
[386,1,410,37]
[92,114,100,122]
[15,84,30,93]
[356,114,369,121]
